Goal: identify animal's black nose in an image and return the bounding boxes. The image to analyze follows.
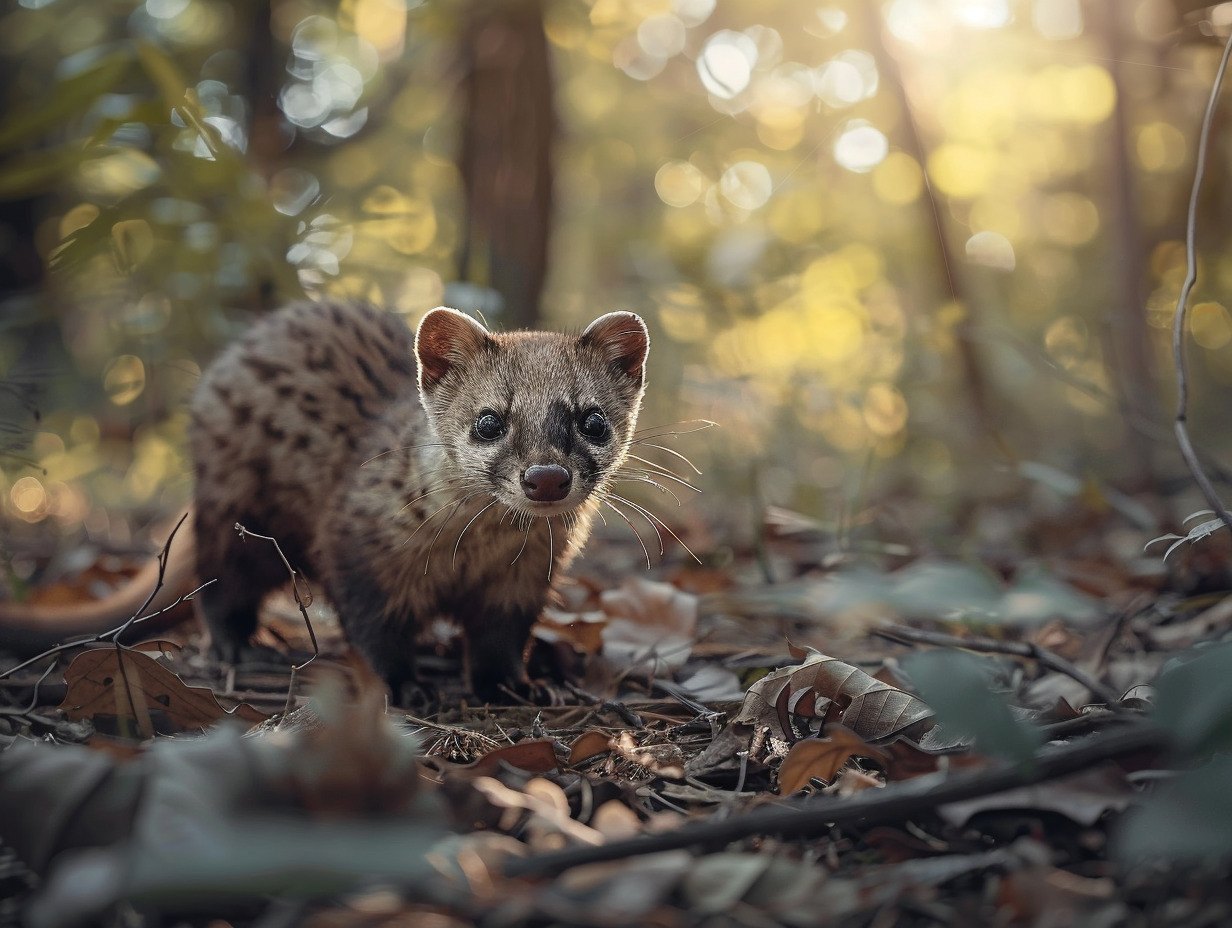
[522,464,572,502]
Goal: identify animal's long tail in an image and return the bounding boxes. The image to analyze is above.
[0,510,199,657]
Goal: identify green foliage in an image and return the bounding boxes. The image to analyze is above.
[901,649,1043,766]
[1115,642,1232,866]
[1151,640,1232,756]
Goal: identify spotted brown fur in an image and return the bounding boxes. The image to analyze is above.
[188,301,648,699]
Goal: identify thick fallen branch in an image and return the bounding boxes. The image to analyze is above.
[506,720,1169,879]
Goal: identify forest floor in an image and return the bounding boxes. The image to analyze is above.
[3,485,1232,928]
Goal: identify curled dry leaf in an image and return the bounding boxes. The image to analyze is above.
[734,647,934,746]
[59,647,267,737]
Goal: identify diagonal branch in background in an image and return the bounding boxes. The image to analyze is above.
[864,4,999,447]
[1172,27,1232,534]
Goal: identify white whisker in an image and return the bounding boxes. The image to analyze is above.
[361,441,447,466]
[632,419,717,440]
[612,473,685,506]
[422,491,484,573]
[546,516,555,582]
[601,496,652,569]
[608,492,702,564]
[623,454,700,491]
[452,499,499,565]
[510,510,532,566]
[627,441,702,475]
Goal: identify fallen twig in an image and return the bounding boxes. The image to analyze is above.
[506,720,1168,879]
[873,624,1123,707]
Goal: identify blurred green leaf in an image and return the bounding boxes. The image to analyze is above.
[0,148,85,200]
[0,48,133,152]
[1115,752,1232,865]
[901,649,1042,766]
[133,41,190,113]
[1151,641,1232,756]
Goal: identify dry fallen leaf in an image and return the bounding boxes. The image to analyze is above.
[568,729,616,766]
[600,577,698,674]
[59,648,267,736]
[535,607,606,656]
[734,646,934,746]
[777,725,890,793]
[463,739,562,777]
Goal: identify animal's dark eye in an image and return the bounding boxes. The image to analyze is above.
[579,409,610,443]
[473,410,506,442]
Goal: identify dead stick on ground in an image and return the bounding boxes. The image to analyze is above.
[506,721,1169,879]
[872,624,1123,707]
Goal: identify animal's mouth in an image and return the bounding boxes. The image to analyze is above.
[510,494,587,518]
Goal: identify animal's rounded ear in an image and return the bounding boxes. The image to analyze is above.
[416,307,493,390]
[581,312,649,384]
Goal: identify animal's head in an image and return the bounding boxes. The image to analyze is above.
[415,307,649,516]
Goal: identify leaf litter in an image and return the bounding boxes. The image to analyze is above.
[4,498,1232,927]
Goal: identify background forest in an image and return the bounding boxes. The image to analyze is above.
[3,0,1232,565]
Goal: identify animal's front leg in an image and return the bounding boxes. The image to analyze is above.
[464,608,538,701]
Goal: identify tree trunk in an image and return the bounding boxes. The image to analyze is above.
[456,0,555,329]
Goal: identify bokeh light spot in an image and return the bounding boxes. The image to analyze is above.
[1040,192,1099,246]
[1136,121,1187,172]
[697,30,757,99]
[719,160,772,210]
[965,231,1016,270]
[833,120,888,173]
[1033,0,1084,39]
[11,476,48,521]
[103,355,147,406]
[638,14,686,58]
[655,161,707,208]
[927,143,991,198]
[1192,302,1232,350]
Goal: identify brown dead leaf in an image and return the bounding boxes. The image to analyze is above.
[535,607,605,656]
[22,556,141,607]
[465,738,561,777]
[59,648,267,736]
[734,647,934,745]
[568,729,616,766]
[883,739,988,782]
[778,725,890,793]
[279,670,426,817]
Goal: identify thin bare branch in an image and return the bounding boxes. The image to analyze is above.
[1173,27,1232,534]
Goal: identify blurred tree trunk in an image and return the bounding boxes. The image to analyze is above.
[1100,5,1162,492]
[455,0,555,328]
[237,0,297,311]
[866,8,999,446]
